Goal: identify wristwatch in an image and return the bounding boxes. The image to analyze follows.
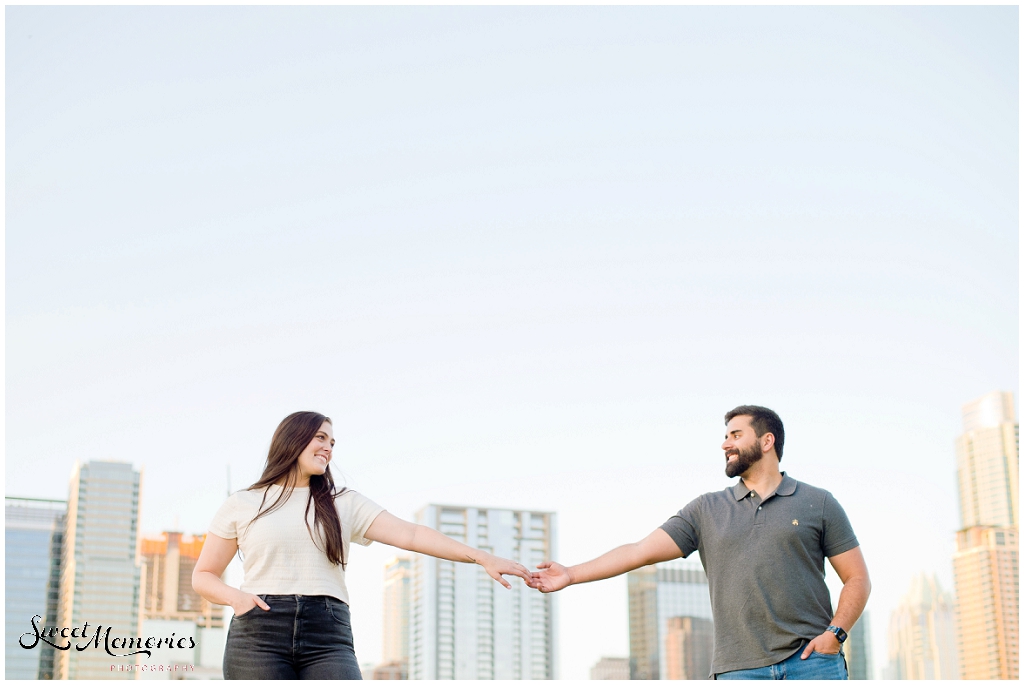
[826,625,848,643]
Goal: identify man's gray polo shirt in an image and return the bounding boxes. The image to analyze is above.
[660,473,859,677]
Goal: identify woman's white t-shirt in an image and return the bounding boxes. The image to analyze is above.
[208,484,385,604]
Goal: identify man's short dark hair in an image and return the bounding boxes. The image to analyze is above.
[725,405,785,461]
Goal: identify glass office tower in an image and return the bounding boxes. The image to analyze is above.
[627,559,713,680]
[5,497,66,680]
[55,461,143,680]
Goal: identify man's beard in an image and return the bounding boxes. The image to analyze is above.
[725,441,764,478]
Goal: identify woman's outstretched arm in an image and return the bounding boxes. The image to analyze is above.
[192,533,271,615]
[365,511,533,589]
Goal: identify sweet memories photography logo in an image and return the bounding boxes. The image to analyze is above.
[19,615,197,658]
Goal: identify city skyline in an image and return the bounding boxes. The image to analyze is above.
[6,6,1016,678]
[4,393,1014,680]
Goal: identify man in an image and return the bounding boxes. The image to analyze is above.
[530,405,870,680]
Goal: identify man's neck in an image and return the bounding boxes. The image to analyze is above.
[741,462,783,498]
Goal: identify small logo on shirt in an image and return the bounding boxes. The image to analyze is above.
[792,519,799,525]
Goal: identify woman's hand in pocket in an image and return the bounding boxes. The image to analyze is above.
[231,592,270,617]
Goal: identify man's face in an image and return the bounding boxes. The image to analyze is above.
[722,415,764,478]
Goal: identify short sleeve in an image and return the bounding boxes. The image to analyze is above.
[338,491,386,547]
[822,492,859,557]
[208,494,241,540]
[660,496,703,558]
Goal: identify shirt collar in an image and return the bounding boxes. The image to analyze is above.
[732,480,753,501]
[732,472,797,501]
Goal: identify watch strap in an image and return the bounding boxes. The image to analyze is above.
[826,625,848,643]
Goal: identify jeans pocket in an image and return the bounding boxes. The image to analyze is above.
[792,650,846,680]
[234,599,266,620]
[325,597,351,626]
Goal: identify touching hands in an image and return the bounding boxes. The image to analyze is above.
[476,557,574,593]
[529,561,573,593]
[477,552,533,589]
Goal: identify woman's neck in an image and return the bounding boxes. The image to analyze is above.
[273,472,310,489]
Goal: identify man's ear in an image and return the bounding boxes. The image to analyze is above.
[761,432,775,453]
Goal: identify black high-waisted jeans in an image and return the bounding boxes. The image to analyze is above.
[223,594,362,680]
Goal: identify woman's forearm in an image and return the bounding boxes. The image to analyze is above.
[192,569,244,607]
[365,513,532,588]
[407,524,493,564]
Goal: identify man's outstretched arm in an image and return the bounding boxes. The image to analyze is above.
[530,528,682,592]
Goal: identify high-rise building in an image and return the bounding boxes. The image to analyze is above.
[410,504,556,680]
[663,616,714,680]
[952,526,1018,679]
[55,461,144,680]
[883,574,958,679]
[955,391,1018,528]
[379,555,412,679]
[138,531,227,679]
[952,391,1019,680]
[627,559,713,680]
[40,503,66,681]
[844,610,873,680]
[141,532,223,628]
[5,497,66,680]
[590,656,630,680]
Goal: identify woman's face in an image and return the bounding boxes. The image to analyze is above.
[295,421,335,484]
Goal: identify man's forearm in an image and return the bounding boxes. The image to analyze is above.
[532,528,681,593]
[567,543,651,585]
[830,575,871,631]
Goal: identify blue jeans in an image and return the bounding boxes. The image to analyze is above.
[717,648,848,680]
[223,595,362,680]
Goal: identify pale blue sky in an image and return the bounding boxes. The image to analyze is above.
[6,6,1017,678]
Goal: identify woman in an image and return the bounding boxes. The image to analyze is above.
[192,410,532,680]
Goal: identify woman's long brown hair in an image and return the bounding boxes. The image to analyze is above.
[245,411,347,566]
